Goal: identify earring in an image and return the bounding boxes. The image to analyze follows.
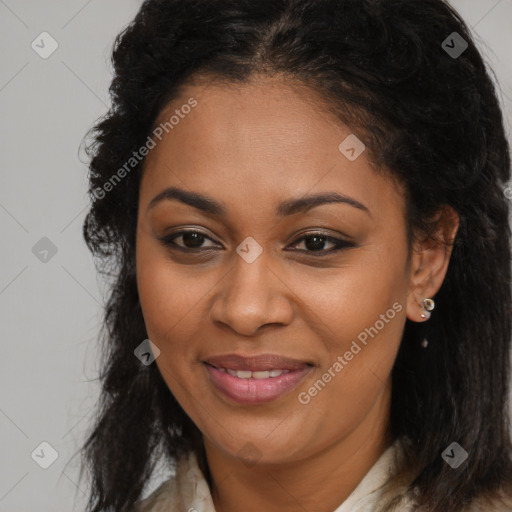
[421,339,429,348]
[423,298,435,311]
[420,298,435,320]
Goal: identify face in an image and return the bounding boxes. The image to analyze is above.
[136,75,412,465]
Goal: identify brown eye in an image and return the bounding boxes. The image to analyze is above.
[286,232,355,256]
[159,230,219,251]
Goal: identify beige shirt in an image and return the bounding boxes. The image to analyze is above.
[135,441,416,512]
[134,440,512,511]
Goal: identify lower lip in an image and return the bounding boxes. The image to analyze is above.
[204,364,312,405]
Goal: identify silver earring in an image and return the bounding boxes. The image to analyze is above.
[421,339,429,348]
[420,298,435,320]
[423,298,435,311]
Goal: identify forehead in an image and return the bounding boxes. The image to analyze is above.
[140,76,405,221]
[151,76,343,167]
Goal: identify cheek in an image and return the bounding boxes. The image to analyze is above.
[293,292,405,453]
[293,248,408,351]
[136,240,207,336]
[136,246,206,406]
[293,245,407,409]
[136,241,193,363]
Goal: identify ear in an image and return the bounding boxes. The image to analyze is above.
[406,205,459,322]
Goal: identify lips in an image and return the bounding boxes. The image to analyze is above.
[203,353,313,404]
[203,353,311,372]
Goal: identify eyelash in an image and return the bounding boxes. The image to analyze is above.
[158,229,355,256]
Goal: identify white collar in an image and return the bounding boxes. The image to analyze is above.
[135,440,413,512]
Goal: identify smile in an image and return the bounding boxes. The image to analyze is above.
[214,367,290,379]
[203,358,313,404]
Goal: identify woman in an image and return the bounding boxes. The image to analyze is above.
[79,0,512,510]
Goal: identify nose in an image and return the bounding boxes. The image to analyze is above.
[209,252,294,337]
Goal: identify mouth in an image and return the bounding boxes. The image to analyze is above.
[203,353,312,372]
[202,353,314,404]
[206,367,292,379]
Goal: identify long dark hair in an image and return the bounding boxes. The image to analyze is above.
[79,1,512,510]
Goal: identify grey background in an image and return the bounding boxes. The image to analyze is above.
[1,1,511,511]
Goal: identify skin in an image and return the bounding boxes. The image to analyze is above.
[135,74,459,512]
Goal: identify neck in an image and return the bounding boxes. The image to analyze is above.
[203,382,393,512]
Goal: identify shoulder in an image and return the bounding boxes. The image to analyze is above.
[132,478,178,512]
[464,493,512,512]
[132,450,215,512]
[369,439,512,512]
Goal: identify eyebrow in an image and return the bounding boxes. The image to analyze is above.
[147,186,371,217]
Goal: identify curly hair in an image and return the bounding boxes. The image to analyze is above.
[79,1,512,511]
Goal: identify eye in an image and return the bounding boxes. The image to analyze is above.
[286,232,355,256]
[158,229,355,256]
[158,230,219,251]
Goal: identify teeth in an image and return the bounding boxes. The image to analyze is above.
[222,368,290,379]
[252,371,270,379]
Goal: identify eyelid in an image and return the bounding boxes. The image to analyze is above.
[160,229,220,250]
[285,233,352,253]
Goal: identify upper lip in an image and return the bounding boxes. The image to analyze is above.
[203,353,312,371]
